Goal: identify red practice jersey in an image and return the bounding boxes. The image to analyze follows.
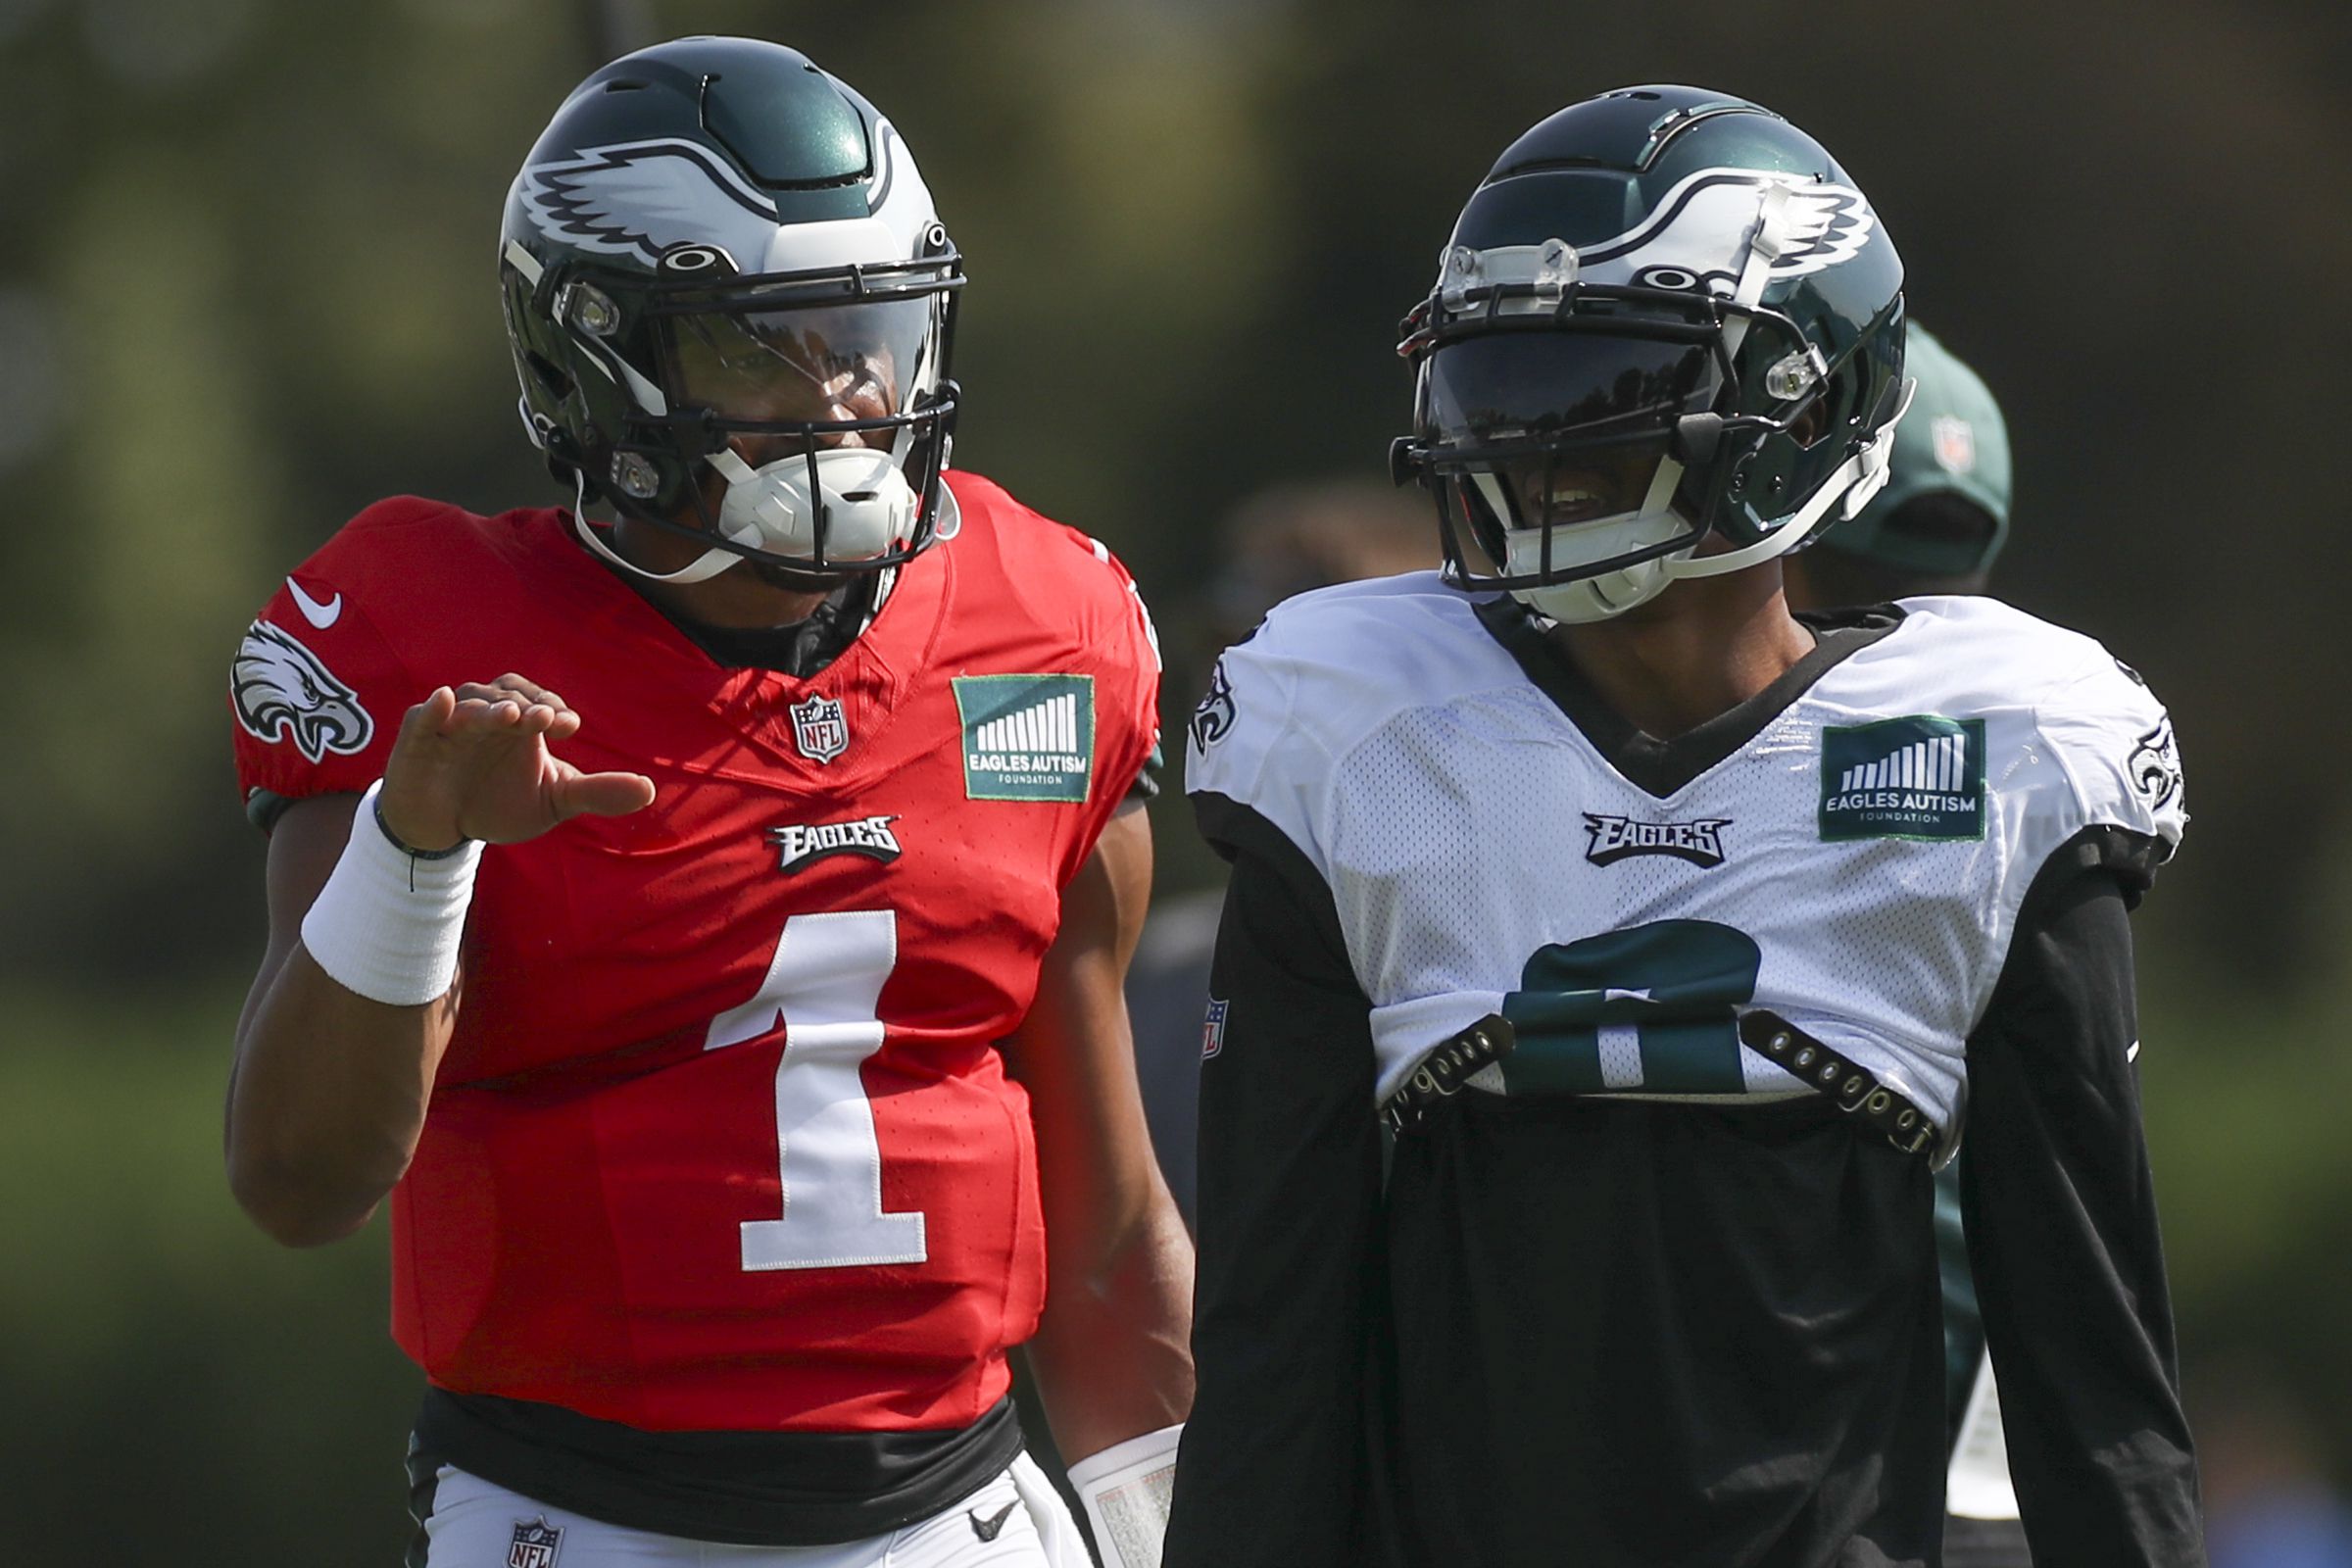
[228,472,1160,1433]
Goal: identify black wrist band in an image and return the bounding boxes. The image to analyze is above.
[372,795,473,861]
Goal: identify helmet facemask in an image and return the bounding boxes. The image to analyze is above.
[1394,171,1911,623]
[513,232,963,587]
[1408,300,1726,622]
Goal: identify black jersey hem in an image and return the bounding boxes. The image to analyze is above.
[409,1388,1022,1546]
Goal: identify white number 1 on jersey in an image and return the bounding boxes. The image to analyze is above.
[703,909,928,1271]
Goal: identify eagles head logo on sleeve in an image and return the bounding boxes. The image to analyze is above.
[2130,717,2183,811]
[232,619,375,763]
[1189,660,1237,752]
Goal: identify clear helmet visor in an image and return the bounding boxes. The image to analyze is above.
[652,293,949,570]
[662,295,934,439]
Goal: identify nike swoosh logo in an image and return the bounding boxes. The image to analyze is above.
[969,1499,1018,1542]
[286,577,342,629]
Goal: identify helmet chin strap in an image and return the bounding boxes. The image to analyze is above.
[1671,374,1917,582]
[566,468,749,584]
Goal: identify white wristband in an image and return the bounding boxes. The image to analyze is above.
[299,779,482,1006]
[1067,1422,1182,1568]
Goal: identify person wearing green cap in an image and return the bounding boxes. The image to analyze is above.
[1786,321,2012,604]
[1786,322,2030,1568]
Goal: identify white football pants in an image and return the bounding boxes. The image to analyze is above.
[417,1452,1091,1568]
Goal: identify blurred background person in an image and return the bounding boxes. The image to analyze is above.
[1783,323,2009,609]
[1126,478,1440,1224]
[2196,1362,2352,1568]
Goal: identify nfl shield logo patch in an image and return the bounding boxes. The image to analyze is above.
[789,694,850,764]
[1931,415,1977,476]
[507,1517,563,1568]
[1201,998,1229,1059]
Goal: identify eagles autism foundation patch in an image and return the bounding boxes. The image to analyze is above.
[1818,715,1985,842]
[954,674,1095,802]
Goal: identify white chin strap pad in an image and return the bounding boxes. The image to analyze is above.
[1518,561,1675,623]
[710,446,915,564]
[1499,458,1692,624]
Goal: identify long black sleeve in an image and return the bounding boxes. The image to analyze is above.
[1163,796,1383,1568]
[1961,833,2205,1565]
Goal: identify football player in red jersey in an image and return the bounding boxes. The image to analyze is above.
[224,38,1191,1568]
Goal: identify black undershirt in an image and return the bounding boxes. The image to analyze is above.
[664,570,881,677]
[1472,595,1903,796]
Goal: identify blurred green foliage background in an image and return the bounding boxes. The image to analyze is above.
[2,0,2348,1560]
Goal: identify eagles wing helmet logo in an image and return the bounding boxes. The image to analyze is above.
[231,619,374,763]
[516,138,787,270]
[517,125,908,270]
[1568,168,1878,296]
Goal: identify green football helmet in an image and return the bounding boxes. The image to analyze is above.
[1392,86,1911,622]
[499,36,963,585]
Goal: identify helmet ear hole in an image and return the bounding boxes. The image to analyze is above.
[523,350,572,401]
[1789,395,1832,449]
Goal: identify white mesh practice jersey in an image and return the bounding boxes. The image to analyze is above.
[1184,573,2185,1149]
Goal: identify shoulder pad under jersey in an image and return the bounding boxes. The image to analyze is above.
[1184,572,1523,878]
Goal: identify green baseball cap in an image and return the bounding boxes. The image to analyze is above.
[1819,322,2011,575]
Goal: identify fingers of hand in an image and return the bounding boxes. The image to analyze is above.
[449,675,570,737]
[551,769,659,822]
[485,672,574,715]
[400,686,460,741]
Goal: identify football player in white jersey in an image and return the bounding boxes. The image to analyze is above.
[1166,87,2202,1567]
[1785,322,2034,1568]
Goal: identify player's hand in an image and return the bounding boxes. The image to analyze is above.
[376,674,657,852]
